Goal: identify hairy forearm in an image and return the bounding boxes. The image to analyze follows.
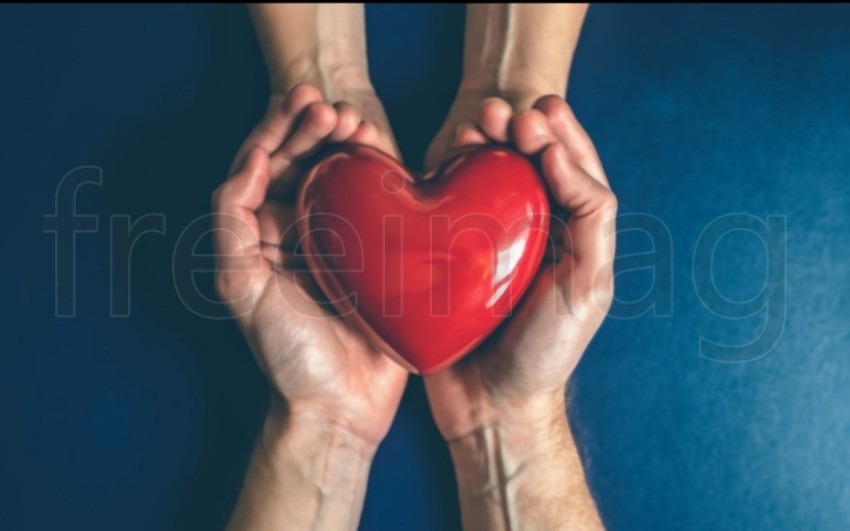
[461,3,588,97]
[226,410,375,531]
[449,396,602,530]
[247,3,372,95]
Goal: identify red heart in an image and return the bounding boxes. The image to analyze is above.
[296,144,551,375]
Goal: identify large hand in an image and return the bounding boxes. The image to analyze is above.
[214,84,407,448]
[424,95,617,442]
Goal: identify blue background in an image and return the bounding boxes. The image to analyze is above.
[2,4,850,530]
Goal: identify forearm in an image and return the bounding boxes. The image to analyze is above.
[247,3,372,96]
[461,3,588,97]
[448,395,602,530]
[226,409,375,531]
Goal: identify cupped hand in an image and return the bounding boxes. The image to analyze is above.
[424,95,618,441]
[424,89,541,171]
[213,84,407,447]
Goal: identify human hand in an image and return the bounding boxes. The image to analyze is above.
[424,88,544,171]
[214,84,407,449]
[423,95,613,529]
[424,93,617,447]
[224,7,408,529]
[265,86,397,162]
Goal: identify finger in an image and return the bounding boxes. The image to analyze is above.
[274,101,338,161]
[266,101,337,193]
[425,121,490,176]
[212,148,272,308]
[349,121,396,156]
[452,120,489,148]
[511,109,557,155]
[349,121,380,145]
[533,95,608,187]
[541,143,617,272]
[328,101,361,143]
[478,97,513,143]
[213,147,269,252]
[229,84,323,175]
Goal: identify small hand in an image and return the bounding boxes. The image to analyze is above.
[424,95,618,441]
[214,84,407,448]
[424,89,541,171]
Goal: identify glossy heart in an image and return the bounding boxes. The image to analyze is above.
[296,144,550,375]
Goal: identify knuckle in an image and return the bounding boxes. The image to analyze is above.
[215,270,243,303]
[598,189,619,215]
[338,105,360,127]
[290,82,321,100]
[537,94,566,112]
[308,102,336,128]
[481,96,511,112]
[516,108,537,121]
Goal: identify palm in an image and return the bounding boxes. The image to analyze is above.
[215,84,407,446]
[424,239,596,437]
[424,95,616,439]
[247,200,406,443]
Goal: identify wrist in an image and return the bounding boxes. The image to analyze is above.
[447,405,579,529]
[446,389,569,456]
[225,406,375,531]
[248,404,377,506]
[451,77,560,118]
[436,384,568,443]
[267,69,396,156]
[446,395,601,529]
[448,413,572,491]
[269,53,374,102]
[459,68,566,103]
[259,405,378,474]
[442,390,570,489]
[268,57,390,141]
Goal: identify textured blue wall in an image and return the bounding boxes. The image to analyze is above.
[1,4,849,530]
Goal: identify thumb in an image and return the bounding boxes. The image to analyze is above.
[212,147,272,310]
